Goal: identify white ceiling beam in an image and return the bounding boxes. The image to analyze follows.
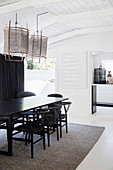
[57,8,113,22]
[49,26,113,44]
[40,16,57,29]
[40,8,113,31]
[0,1,30,16]
[0,0,66,16]
[31,8,113,30]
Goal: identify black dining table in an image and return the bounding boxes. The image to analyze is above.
[0,96,69,156]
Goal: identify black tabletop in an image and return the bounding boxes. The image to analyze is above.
[0,96,69,117]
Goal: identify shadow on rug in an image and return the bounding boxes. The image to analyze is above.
[0,123,105,170]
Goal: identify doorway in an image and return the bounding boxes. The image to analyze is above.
[24,57,55,96]
[91,51,113,119]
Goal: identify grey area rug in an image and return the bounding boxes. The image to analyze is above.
[0,123,105,170]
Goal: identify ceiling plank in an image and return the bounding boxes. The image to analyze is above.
[57,8,113,22]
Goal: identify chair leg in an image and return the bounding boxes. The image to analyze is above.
[43,132,46,150]
[31,133,33,158]
[66,116,68,133]
[25,132,28,145]
[28,133,31,144]
[60,119,62,138]
[6,121,8,142]
[57,124,59,140]
[47,126,50,147]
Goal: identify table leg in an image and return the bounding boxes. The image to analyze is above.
[7,116,12,156]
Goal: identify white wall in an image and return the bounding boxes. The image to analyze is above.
[48,31,113,117]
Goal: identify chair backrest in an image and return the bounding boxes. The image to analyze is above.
[47,106,61,124]
[16,91,36,99]
[47,93,63,98]
[47,93,63,108]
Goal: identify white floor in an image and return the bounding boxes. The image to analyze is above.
[69,108,113,170]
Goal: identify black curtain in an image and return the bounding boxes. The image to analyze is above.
[0,54,24,100]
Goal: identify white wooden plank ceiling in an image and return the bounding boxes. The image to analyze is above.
[0,0,23,7]
[0,0,113,48]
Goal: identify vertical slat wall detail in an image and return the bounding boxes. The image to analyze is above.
[60,52,87,90]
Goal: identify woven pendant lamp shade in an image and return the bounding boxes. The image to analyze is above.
[29,12,48,63]
[4,15,29,62]
[29,33,48,62]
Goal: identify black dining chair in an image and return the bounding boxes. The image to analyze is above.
[47,93,72,138]
[12,91,36,126]
[19,106,60,148]
[47,93,63,98]
[16,91,36,99]
[43,106,61,147]
[12,109,48,158]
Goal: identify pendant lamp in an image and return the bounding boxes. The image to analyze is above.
[4,13,29,62]
[29,12,48,63]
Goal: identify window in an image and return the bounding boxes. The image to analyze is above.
[24,58,55,96]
